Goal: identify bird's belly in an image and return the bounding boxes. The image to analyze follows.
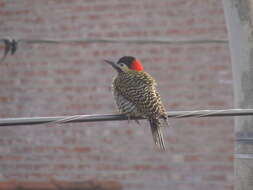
[114,90,141,117]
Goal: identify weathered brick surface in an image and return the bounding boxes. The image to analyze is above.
[0,180,122,190]
[0,0,233,190]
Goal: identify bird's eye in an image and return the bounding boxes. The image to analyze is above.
[119,63,124,67]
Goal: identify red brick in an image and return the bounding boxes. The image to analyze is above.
[54,164,75,170]
[17,182,57,190]
[202,175,226,181]
[52,146,70,153]
[208,100,227,107]
[184,155,201,162]
[73,146,92,153]
[62,137,77,144]
[0,2,5,7]
[52,180,122,190]
[0,155,22,161]
[0,97,12,103]
[209,165,233,172]
[0,182,16,190]
[54,69,81,75]
[155,165,170,171]
[96,164,127,171]
[133,164,153,171]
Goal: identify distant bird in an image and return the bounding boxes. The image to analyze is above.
[105,56,168,150]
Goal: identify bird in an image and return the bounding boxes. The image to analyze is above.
[105,56,168,150]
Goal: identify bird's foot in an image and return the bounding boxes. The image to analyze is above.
[127,115,131,124]
[121,112,131,123]
[134,119,141,126]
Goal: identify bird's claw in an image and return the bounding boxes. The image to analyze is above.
[134,119,141,126]
[125,114,141,126]
[127,115,131,124]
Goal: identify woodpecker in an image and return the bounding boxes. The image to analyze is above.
[105,56,168,150]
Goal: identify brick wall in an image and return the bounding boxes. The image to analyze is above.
[0,0,234,190]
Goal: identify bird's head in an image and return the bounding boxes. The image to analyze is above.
[105,56,143,73]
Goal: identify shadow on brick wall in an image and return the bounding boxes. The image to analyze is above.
[0,180,122,190]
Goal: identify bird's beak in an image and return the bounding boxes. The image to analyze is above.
[104,59,122,72]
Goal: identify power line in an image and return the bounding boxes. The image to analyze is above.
[16,38,228,45]
[0,109,252,127]
[0,37,228,62]
[1,109,253,143]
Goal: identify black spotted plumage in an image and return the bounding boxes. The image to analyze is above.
[112,70,168,150]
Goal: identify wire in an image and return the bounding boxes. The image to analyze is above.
[17,38,228,45]
[0,109,252,127]
[0,37,228,62]
[1,109,253,143]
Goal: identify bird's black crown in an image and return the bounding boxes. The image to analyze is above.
[117,56,135,68]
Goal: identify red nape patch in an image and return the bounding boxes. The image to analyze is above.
[130,59,143,71]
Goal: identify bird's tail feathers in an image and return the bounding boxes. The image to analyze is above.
[149,118,166,151]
